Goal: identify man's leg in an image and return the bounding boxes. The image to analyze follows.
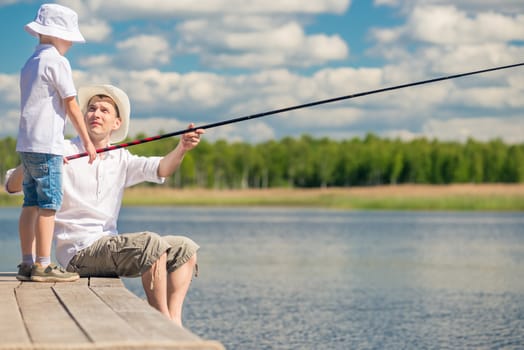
[142,251,198,327]
[142,252,171,319]
[162,235,199,327]
[167,253,197,327]
[67,232,198,325]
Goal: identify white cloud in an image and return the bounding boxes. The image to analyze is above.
[65,61,524,144]
[280,107,363,130]
[374,0,524,13]
[9,60,524,145]
[115,35,171,69]
[66,0,351,19]
[408,6,524,45]
[423,117,524,144]
[368,3,524,91]
[374,0,399,6]
[126,117,187,138]
[176,17,349,69]
[206,121,277,143]
[0,109,20,139]
[420,44,524,75]
[79,19,112,42]
[3,1,523,145]
[372,5,524,46]
[448,83,524,109]
[363,2,524,136]
[60,1,352,70]
[0,73,20,105]
[0,73,21,138]
[312,67,383,97]
[78,54,113,68]
[122,116,276,144]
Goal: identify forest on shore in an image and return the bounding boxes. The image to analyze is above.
[1,133,523,189]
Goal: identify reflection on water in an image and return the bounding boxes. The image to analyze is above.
[1,206,523,349]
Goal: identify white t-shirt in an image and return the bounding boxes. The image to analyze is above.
[52,137,164,267]
[17,44,77,155]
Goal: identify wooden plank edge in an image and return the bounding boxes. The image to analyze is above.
[0,340,225,350]
[88,276,124,288]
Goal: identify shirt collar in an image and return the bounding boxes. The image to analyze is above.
[71,136,117,160]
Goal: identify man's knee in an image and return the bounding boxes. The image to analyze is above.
[187,252,197,266]
[163,235,199,272]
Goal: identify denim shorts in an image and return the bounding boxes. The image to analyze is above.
[66,232,200,278]
[19,152,63,211]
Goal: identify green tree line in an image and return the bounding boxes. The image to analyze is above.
[1,134,523,188]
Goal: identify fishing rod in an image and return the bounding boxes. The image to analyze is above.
[66,61,524,161]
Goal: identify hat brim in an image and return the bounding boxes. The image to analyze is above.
[25,22,85,43]
[78,85,130,144]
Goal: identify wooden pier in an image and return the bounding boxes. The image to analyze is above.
[0,273,224,350]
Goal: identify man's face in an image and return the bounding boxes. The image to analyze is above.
[85,96,121,141]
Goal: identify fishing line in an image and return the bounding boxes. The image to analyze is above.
[66,62,524,160]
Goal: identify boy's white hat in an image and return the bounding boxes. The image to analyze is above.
[78,85,131,144]
[25,3,85,43]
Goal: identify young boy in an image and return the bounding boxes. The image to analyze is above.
[16,3,97,282]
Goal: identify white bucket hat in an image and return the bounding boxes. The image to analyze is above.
[25,3,85,43]
[78,85,131,144]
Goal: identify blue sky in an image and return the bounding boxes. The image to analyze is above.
[0,0,523,144]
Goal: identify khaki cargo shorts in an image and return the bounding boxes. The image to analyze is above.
[66,232,199,278]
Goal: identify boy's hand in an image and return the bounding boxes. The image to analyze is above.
[85,141,97,164]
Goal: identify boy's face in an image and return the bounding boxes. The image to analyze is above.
[54,38,73,55]
[40,35,72,55]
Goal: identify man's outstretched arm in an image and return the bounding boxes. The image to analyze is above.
[157,123,205,178]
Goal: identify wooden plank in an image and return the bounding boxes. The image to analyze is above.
[0,281,30,344]
[0,341,225,349]
[0,272,19,282]
[90,286,202,342]
[16,283,90,344]
[52,283,144,343]
[88,276,124,287]
[0,274,225,350]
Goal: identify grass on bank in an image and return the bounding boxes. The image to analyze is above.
[1,184,523,211]
[120,184,524,211]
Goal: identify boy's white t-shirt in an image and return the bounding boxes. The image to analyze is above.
[17,44,77,156]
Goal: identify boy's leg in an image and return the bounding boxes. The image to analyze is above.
[31,208,79,282]
[18,153,38,275]
[19,206,37,258]
[16,206,37,281]
[35,208,55,266]
[23,153,78,282]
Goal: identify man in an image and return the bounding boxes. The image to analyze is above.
[6,84,205,327]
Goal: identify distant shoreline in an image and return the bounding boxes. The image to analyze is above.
[2,184,523,210]
[121,184,524,211]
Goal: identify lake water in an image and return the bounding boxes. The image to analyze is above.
[1,206,523,349]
